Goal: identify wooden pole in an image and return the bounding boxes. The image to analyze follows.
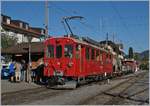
[45,0,49,38]
[27,36,32,83]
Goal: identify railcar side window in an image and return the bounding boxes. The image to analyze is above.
[46,45,54,58]
[56,45,62,58]
[64,44,73,58]
[86,47,90,60]
[106,53,110,63]
[96,50,99,61]
[100,51,103,61]
[91,48,95,60]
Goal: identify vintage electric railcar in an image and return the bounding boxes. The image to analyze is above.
[122,59,138,74]
[44,37,113,88]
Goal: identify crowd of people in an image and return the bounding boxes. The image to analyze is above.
[8,58,45,84]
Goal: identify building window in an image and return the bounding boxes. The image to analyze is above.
[56,45,62,58]
[25,24,28,30]
[41,30,44,34]
[86,47,90,60]
[46,45,54,58]
[64,44,73,58]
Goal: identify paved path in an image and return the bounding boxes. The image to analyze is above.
[1,80,41,94]
[1,70,149,105]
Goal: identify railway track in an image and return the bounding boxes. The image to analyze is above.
[102,71,149,105]
[1,86,71,105]
[78,70,149,105]
[2,70,148,105]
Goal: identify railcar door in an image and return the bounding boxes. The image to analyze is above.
[85,47,90,76]
[75,44,85,77]
[63,43,75,76]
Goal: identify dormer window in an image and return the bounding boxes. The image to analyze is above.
[6,18,10,24]
[20,22,23,28]
[41,29,44,34]
[1,15,11,24]
[25,24,28,30]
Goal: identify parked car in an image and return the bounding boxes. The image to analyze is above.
[1,64,10,79]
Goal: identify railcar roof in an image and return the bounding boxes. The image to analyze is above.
[46,37,110,53]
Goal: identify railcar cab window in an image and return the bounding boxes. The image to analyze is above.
[56,45,62,58]
[76,44,80,59]
[46,45,54,58]
[64,44,73,58]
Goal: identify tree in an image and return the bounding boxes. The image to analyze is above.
[133,53,140,61]
[128,47,133,59]
[1,32,18,48]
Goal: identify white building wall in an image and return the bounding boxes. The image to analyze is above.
[22,35,28,42]
[31,37,40,42]
[2,28,41,43]
[16,33,23,43]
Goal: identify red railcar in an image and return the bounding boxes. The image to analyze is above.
[122,59,138,74]
[44,37,113,88]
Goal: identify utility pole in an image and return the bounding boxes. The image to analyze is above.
[101,16,104,36]
[27,36,32,83]
[106,32,108,46]
[112,32,115,43]
[45,0,49,38]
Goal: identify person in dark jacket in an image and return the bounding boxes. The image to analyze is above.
[21,60,26,81]
[9,61,15,82]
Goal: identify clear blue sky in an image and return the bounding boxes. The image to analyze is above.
[1,1,149,54]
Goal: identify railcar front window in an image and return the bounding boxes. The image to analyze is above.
[76,44,80,59]
[56,45,62,58]
[64,45,73,58]
[46,45,54,58]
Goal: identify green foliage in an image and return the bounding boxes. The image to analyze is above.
[1,33,18,48]
[133,53,140,61]
[140,62,149,70]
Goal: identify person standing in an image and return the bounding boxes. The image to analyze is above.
[21,60,26,81]
[9,61,15,82]
[15,61,22,82]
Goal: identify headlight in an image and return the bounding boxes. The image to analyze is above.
[45,62,48,67]
[68,62,73,67]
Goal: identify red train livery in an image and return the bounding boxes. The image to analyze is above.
[44,37,113,88]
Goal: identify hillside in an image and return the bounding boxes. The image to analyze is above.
[140,50,149,60]
[133,50,149,61]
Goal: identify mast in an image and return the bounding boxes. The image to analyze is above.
[106,32,108,46]
[45,0,49,38]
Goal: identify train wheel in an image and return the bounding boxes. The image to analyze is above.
[47,77,57,88]
[95,76,99,81]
